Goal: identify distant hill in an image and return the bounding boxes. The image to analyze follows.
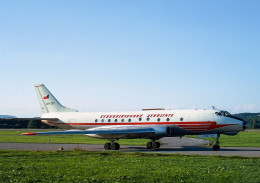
[0,118,57,129]
[234,113,260,129]
[0,115,17,118]
[234,113,260,118]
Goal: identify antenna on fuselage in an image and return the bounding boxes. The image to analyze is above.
[212,106,218,110]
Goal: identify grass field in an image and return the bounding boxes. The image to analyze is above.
[193,130,260,147]
[0,130,149,145]
[0,130,259,147]
[0,150,259,183]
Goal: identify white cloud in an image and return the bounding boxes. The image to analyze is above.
[229,104,260,114]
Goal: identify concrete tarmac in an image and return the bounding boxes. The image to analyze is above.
[0,142,259,157]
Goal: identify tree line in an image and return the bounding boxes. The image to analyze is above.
[0,119,57,129]
[234,113,260,129]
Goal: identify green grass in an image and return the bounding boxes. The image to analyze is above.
[0,130,259,147]
[0,130,149,145]
[194,131,260,147]
[0,150,259,183]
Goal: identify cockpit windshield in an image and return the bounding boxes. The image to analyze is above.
[215,110,245,123]
[215,111,232,117]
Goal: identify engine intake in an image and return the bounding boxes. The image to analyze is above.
[152,126,172,137]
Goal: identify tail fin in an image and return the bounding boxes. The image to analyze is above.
[35,84,78,113]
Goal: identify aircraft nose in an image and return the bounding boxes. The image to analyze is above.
[242,120,250,130]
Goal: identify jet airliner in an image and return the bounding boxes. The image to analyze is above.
[4,84,248,151]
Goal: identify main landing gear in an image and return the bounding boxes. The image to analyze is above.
[104,140,161,150]
[146,141,161,149]
[212,134,220,151]
[104,141,120,150]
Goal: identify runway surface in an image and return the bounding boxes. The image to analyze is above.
[1,142,259,157]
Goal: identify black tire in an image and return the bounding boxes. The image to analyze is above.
[152,142,160,149]
[104,143,111,150]
[146,142,153,149]
[110,143,116,150]
[156,142,160,148]
[213,145,220,151]
[115,143,120,150]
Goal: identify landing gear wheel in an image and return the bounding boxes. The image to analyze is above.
[115,143,120,150]
[147,141,160,149]
[213,145,220,151]
[104,143,111,150]
[111,143,120,150]
[146,142,153,149]
[110,143,116,150]
[212,134,220,151]
[104,142,120,150]
[152,142,160,149]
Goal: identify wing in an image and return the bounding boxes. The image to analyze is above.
[22,128,155,136]
[22,125,170,139]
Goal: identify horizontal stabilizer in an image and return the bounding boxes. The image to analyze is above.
[1,117,59,121]
[0,115,17,118]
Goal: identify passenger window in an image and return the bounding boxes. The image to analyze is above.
[147,118,150,121]
[128,119,131,122]
[95,119,98,122]
[101,119,104,122]
[157,118,160,122]
[139,118,142,121]
[166,118,170,122]
[108,119,111,122]
[121,119,124,122]
[180,117,183,121]
[115,119,117,122]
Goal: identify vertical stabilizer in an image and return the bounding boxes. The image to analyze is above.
[35,84,78,113]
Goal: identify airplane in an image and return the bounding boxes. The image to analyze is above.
[3,84,249,151]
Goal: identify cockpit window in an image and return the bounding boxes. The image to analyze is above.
[222,111,231,116]
[226,111,231,116]
[216,111,232,117]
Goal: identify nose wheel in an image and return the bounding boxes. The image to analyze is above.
[213,144,220,151]
[146,141,160,149]
[212,134,220,151]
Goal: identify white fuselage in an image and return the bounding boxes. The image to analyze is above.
[41,109,244,139]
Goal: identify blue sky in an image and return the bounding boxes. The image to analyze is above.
[0,1,259,116]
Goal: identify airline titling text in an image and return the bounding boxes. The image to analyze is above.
[100,114,174,119]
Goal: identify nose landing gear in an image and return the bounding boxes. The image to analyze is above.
[212,134,220,151]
